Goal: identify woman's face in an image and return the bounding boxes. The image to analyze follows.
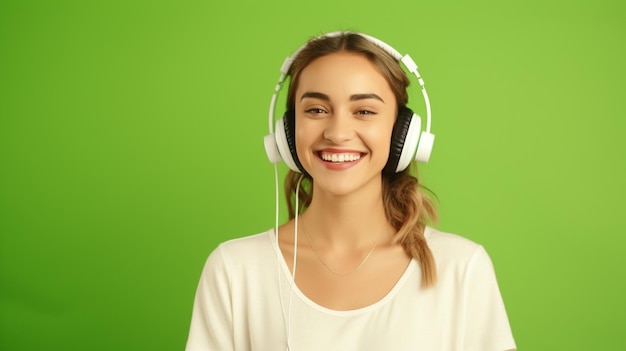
[294,51,397,197]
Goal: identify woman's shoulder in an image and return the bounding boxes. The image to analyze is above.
[424,226,489,265]
[208,229,276,269]
[214,229,274,256]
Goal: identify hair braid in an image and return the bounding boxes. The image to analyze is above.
[384,168,438,287]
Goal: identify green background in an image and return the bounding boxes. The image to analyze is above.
[1,0,624,349]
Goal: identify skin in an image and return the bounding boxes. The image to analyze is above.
[278,52,411,310]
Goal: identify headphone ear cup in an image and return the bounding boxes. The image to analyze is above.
[414,131,435,163]
[384,107,414,174]
[277,110,304,173]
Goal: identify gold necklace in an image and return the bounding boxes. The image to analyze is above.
[301,216,383,277]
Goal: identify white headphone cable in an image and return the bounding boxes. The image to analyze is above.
[274,164,290,351]
[275,165,302,351]
[287,174,303,350]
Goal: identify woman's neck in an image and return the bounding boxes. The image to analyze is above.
[300,185,394,249]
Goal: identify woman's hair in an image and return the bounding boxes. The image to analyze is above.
[284,32,438,288]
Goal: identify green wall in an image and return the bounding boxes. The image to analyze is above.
[1,0,624,349]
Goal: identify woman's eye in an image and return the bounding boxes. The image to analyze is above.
[356,109,376,115]
[305,108,327,114]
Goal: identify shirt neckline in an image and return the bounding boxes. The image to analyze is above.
[268,228,417,317]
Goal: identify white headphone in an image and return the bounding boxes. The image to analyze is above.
[263,31,435,174]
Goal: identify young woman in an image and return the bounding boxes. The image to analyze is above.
[186,31,516,351]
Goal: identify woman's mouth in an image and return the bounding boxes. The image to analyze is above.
[318,151,362,163]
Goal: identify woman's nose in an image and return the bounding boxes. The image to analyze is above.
[323,112,355,143]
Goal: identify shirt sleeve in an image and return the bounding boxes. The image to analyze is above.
[185,245,235,351]
[462,245,517,351]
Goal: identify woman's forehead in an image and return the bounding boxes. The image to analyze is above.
[296,52,393,100]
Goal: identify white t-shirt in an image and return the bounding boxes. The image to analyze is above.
[186,227,516,351]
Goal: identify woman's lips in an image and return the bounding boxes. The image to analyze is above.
[318,151,362,163]
[315,149,365,170]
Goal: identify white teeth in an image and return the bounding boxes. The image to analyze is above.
[320,152,361,163]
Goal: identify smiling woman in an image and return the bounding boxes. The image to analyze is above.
[185,31,516,351]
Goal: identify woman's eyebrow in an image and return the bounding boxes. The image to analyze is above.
[300,92,384,102]
[300,92,330,101]
[350,93,384,102]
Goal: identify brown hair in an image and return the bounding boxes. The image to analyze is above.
[284,32,438,287]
